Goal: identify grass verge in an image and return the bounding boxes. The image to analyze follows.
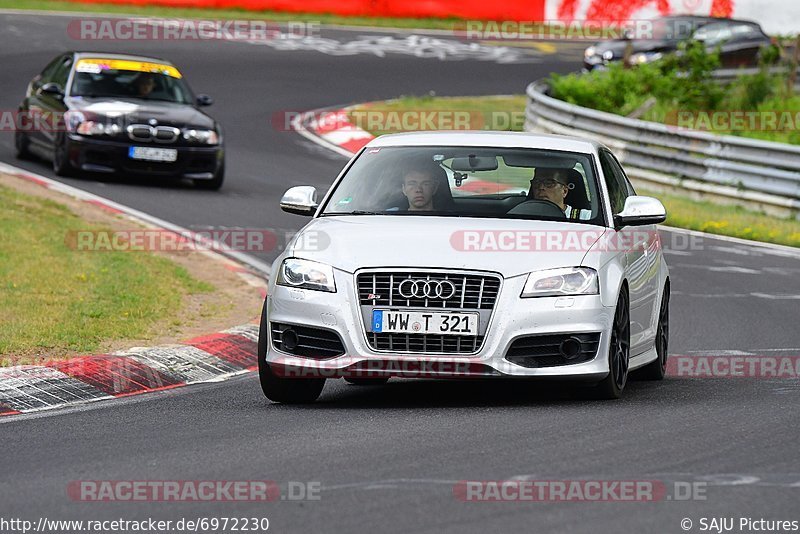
[638,187,800,248]
[347,95,527,136]
[348,94,800,247]
[0,181,213,359]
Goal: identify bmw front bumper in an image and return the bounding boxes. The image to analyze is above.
[63,134,223,180]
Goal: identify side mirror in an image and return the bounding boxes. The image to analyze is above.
[196,94,213,106]
[280,186,318,216]
[613,196,666,228]
[39,82,64,99]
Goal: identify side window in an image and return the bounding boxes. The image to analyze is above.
[608,152,637,197]
[599,150,628,215]
[50,56,73,89]
[39,55,65,82]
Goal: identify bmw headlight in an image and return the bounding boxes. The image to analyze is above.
[277,258,336,293]
[521,267,598,298]
[630,51,663,64]
[182,128,219,145]
[584,46,596,58]
[75,120,121,136]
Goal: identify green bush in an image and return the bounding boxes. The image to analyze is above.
[549,42,797,144]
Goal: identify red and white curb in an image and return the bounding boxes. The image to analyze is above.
[0,325,261,416]
[0,162,269,416]
[291,106,374,158]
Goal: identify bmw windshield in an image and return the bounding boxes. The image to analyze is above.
[321,146,604,224]
[69,58,194,104]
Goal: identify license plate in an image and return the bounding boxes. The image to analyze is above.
[371,310,478,336]
[128,146,177,162]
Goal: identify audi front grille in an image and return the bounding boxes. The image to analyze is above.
[357,271,501,309]
[370,333,485,353]
[356,270,502,355]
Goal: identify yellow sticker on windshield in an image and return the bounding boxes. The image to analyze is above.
[75,59,182,78]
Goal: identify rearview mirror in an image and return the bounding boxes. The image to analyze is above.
[39,82,64,99]
[280,186,318,216]
[614,196,666,228]
[450,155,498,172]
[196,94,213,106]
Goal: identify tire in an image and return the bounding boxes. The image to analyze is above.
[344,377,390,386]
[634,282,670,381]
[592,287,630,400]
[257,303,325,404]
[52,134,75,177]
[194,164,224,190]
[14,131,32,160]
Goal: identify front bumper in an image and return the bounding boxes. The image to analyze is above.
[64,134,223,179]
[265,269,615,380]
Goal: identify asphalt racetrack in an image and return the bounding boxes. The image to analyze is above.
[1,11,799,533]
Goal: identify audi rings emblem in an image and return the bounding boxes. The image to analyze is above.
[398,279,457,300]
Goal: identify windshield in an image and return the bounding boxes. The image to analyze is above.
[321,146,604,224]
[69,59,193,104]
[693,22,758,46]
[651,17,702,41]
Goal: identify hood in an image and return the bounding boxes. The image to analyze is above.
[65,97,215,129]
[288,216,609,278]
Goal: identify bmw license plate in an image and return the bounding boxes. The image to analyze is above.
[128,146,178,162]
[371,310,478,336]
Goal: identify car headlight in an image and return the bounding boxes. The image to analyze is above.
[630,51,663,64]
[183,128,219,145]
[521,267,599,298]
[276,258,336,293]
[584,46,596,58]
[75,120,121,136]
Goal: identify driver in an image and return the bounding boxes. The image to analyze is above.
[132,73,156,98]
[401,168,439,211]
[530,169,591,220]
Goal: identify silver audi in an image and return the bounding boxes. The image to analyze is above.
[258,131,670,402]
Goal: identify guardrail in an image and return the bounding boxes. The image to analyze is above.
[524,80,800,217]
[712,66,791,84]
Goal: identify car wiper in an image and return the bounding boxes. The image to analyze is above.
[137,96,181,103]
[340,210,383,215]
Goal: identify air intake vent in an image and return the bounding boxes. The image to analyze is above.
[270,323,345,359]
[505,333,601,368]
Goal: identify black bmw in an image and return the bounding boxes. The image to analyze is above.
[583,16,775,71]
[15,52,225,189]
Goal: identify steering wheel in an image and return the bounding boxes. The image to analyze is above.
[506,199,567,219]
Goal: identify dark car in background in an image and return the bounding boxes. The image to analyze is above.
[584,15,775,71]
[15,52,225,189]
